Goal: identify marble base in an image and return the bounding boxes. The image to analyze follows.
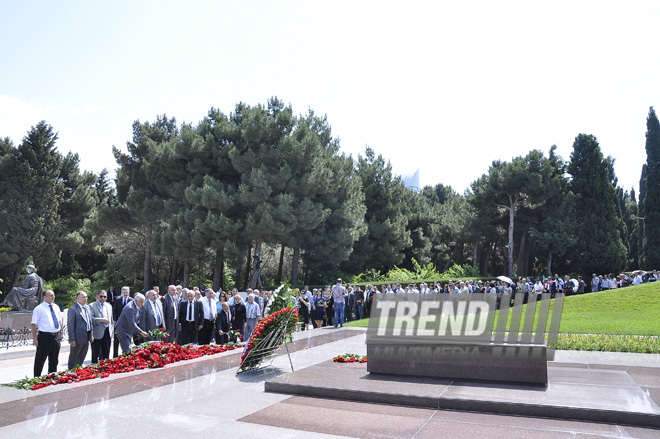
[265,360,660,429]
[367,342,548,385]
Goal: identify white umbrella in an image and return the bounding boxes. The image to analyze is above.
[497,275,514,284]
[569,278,578,289]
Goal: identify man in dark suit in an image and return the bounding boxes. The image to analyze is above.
[115,293,148,354]
[139,290,164,338]
[215,301,231,344]
[231,294,246,339]
[178,290,203,345]
[163,285,179,344]
[112,286,133,358]
[107,285,116,306]
[67,291,94,369]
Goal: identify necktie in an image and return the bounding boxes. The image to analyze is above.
[49,304,59,330]
[83,306,91,331]
[123,298,127,306]
[101,303,108,328]
[154,302,161,325]
[187,302,193,321]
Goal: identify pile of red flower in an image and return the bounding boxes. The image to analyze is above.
[333,353,367,363]
[239,307,298,372]
[8,342,242,391]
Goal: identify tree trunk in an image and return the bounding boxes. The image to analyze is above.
[244,246,252,290]
[443,256,453,272]
[303,257,311,285]
[507,195,517,277]
[516,231,527,277]
[547,250,553,277]
[481,242,490,276]
[473,244,479,268]
[12,267,20,288]
[143,241,152,293]
[212,247,224,291]
[454,242,464,265]
[169,257,179,285]
[183,261,191,288]
[276,244,285,285]
[235,263,242,292]
[249,242,263,289]
[291,244,300,285]
[524,246,532,277]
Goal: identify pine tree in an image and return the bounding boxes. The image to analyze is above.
[567,134,627,274]
[0,122,96,286]
[640,107,660,269]
[94,115,180,290]
[638,165,647,268]
[470,150,554,277]
[343,147,411,273]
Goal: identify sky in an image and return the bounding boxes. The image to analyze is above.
[1,0,659,194]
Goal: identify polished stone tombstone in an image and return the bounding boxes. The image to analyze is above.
[366,292,562,385]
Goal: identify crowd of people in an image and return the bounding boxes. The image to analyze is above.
[30,285,274,377]
[30,270,658,377]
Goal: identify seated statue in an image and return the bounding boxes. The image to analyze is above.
[3,265,43,311]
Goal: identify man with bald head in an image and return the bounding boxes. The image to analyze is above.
[30,289,62,376]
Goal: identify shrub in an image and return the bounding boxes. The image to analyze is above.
[442,263,480,278]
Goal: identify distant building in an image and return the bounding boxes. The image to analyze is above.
[401,169,421,192]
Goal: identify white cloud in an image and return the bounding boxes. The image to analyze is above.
[73,105,106,116]
[0,95,50,143]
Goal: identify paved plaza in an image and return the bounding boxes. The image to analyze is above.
[1,327,660,438]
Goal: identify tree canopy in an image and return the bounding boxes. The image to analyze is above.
[1,99,656,295]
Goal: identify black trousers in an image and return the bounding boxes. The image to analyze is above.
[216,331,229,345]
[112,330,120,358]
[91,327,111,363]
[299,306,309,330]
[198,319,214,344]
[180,321,198,345]
[34,332,60,377]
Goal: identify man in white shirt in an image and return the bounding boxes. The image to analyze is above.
[534,279,545,296]
[31,289,62,377]
[459,281,470,294]
[331,278,347,327]
[199,288,217,344]
[592,273,600,292]
[304,286,314,326]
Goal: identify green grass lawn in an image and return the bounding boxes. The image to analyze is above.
[557,282,660,335]
[345,282,660,334]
